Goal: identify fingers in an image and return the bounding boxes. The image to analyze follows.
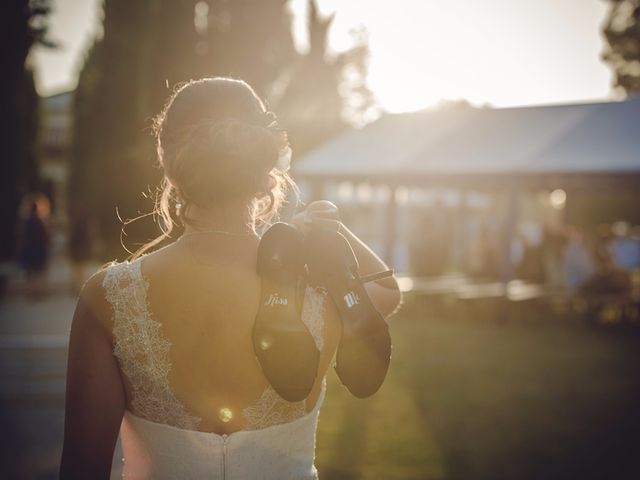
[306,202,340,222]
[306,200,338,213]
[292,215,339,236]
[304,216,340,232]
[290,200,341,235]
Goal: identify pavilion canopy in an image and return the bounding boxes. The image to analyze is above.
[292,98,640,183]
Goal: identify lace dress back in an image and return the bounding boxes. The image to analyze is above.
[103,257,330,479]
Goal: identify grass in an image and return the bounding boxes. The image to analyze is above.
[315,296,640,480]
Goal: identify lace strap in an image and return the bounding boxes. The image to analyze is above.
[102,260,201,430]
[103,261,167,370]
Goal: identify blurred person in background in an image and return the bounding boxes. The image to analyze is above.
[18,195,51,299]
[579,224,631,296]
[563,226,595,292]
[609,221,640,271]
[541,225,566,288]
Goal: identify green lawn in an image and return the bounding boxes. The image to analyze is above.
[315,296,640,480]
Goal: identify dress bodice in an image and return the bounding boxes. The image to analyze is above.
[102,257,329,479]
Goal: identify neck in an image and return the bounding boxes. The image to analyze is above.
[182,200,257,236]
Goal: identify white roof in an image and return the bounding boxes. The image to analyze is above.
[293,98,640,181]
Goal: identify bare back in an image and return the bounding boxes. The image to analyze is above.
[101,236,341,435]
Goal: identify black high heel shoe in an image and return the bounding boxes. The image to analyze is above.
[304,225,393,398]
[252,222,320,402]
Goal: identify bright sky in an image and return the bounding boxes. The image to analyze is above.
[32,0,615,113]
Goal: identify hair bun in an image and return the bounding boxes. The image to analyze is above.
[207,117,278,165]
[169,117,280,206]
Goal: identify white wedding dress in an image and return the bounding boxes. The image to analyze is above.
[103,257,329,479]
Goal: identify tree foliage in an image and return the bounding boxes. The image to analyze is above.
[0,0,54,260]
[275,1,376,154]
[602,0,640,95]
[70,0,374,261]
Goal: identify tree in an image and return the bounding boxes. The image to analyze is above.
[0,0,54,260]
[602,0,640,95]
[70,0,297,260]
[69,0,375,260]
[274,1,377,155]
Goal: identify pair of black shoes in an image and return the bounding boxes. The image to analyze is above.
[252,222,393,401]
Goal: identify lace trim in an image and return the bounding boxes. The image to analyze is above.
[243,285,328,430]
[103,261,201,430]
[242,384,306,430]
[103,259,328,432]
[243,376,327,430]
[301,285,328,351]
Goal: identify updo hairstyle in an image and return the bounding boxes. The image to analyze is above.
[128,77,298,260]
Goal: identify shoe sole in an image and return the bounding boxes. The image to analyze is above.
[253,223,320,402]
[305,227,392,398]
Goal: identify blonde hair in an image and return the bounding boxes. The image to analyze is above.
[126,77,299,261]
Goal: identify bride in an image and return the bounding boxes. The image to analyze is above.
[59,77,401,479]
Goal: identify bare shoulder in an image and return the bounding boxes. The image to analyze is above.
[74,264,119,340]
[61,265,127,478]
[128,242,183,274]
[81,265,109,294]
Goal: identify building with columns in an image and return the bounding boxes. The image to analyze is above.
[292,98,640,280]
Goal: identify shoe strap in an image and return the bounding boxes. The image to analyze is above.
[359,268,394,284]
